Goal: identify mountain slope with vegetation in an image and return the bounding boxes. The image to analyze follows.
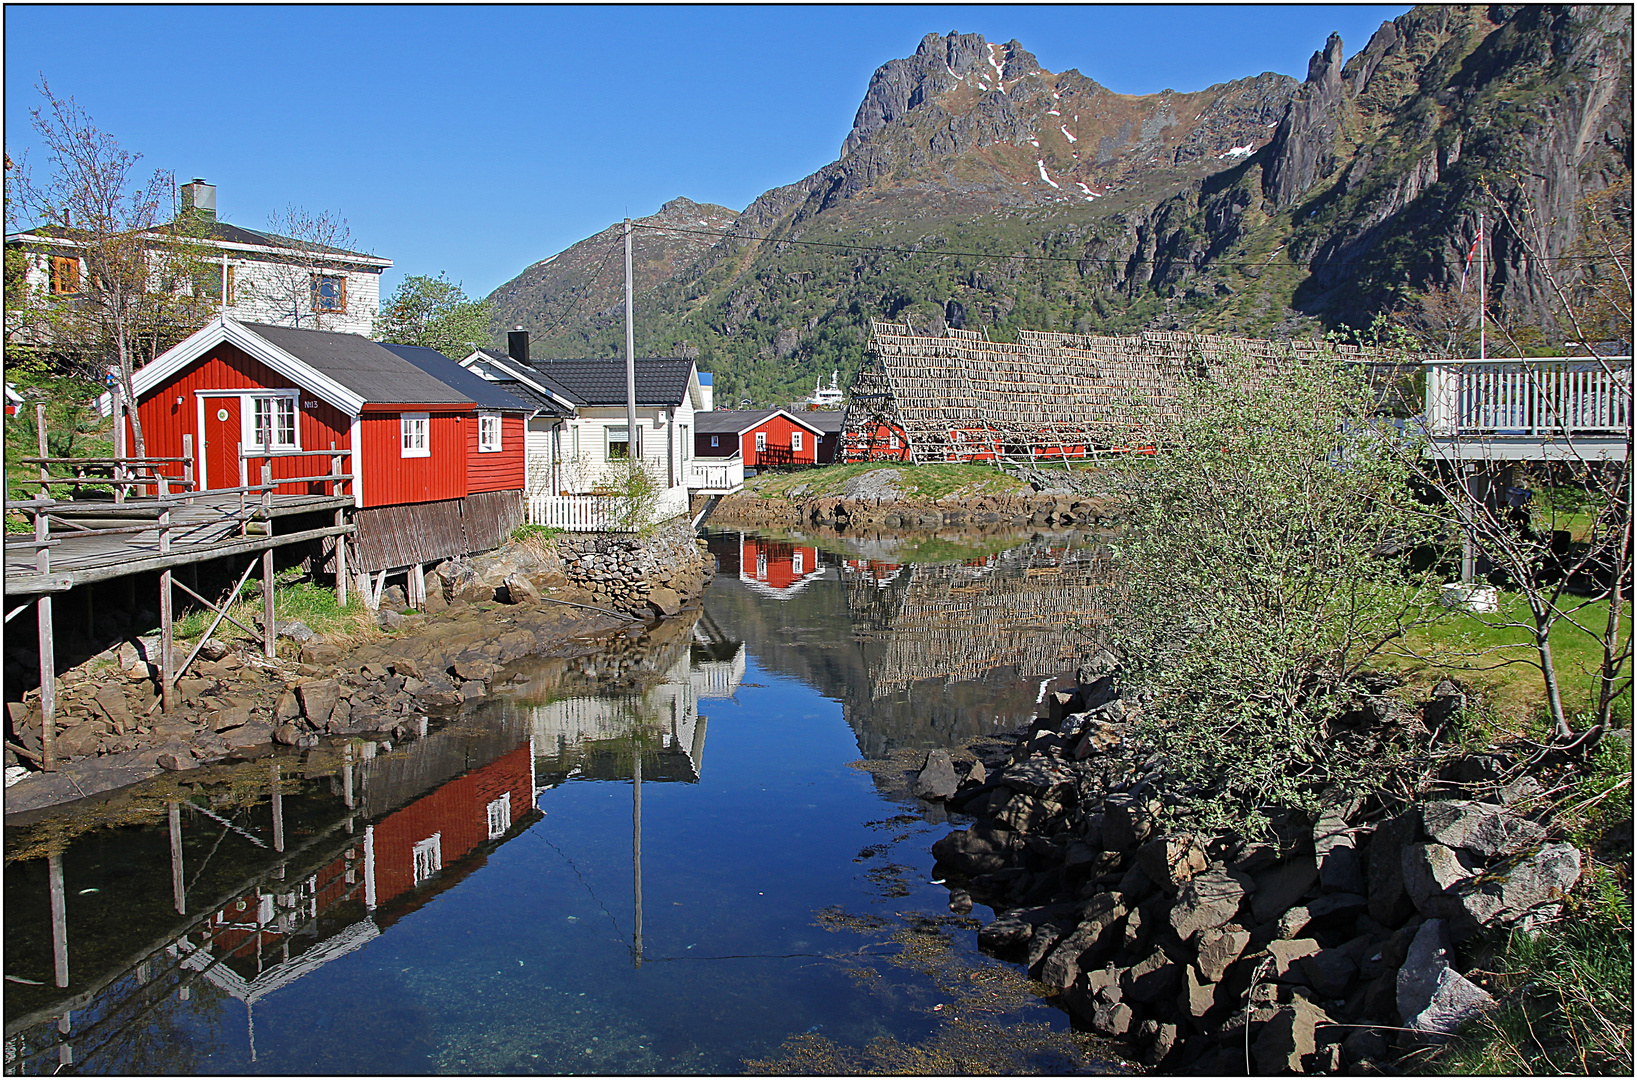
[486,5,1631,406]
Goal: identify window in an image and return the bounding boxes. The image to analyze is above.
[607,426,639,460]
[244,394,298,451]
[401,413,430,458]
[679,425,689,460]
[478,413,502,452]
[412,834,442,884]
[755,431,767,452]
[194,263,236,304]
[791,431,803,453]
[49,255,80,294]
[311,273,347,313]
[709,434,719,448]
[792,550,804,575]
[486,795,512,839]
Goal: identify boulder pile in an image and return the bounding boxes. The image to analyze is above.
[922,676,1587,1073]
[714,492,1123,532]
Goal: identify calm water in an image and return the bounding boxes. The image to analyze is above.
[3,528,1120,1075]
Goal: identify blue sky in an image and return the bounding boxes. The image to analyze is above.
[5,4,1409,301]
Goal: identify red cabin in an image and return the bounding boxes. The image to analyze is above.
[695,408,825,470]
[737,534,824,598]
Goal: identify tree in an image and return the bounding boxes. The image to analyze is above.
[11,80,218,457]
[373,272,492,355]
[1105,354,1446,831]
[248,204,361,331]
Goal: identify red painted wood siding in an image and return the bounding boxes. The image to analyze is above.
[370,742,534,907]
[466,413,526,494]
[744,415,819,468]
[131,342,352,496]
[739,536,820,591]
[357,411,467,508]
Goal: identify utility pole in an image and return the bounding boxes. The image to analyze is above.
[1477,208,1485,361]
[624,218,638,464]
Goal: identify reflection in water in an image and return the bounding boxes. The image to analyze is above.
[704,529,1108,760]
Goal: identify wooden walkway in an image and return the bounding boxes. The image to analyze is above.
[4,492,353,596]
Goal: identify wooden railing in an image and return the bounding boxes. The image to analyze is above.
[687,456,744,493]
[1425,356,1633,437]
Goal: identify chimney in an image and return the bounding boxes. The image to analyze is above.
[508,327,530,364]
[180,178,216,220]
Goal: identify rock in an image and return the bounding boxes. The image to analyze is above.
[1116,863,1156,902]
[212,706,252,732]
[1170,870,1250,942]
[948,890,973,915]
[963,759,986,786]
[1090,1001,1134,1037]
[198,638,230,662]
[977,913,1033,957]
[1314,814,1366,895]
[1252,855,1319,924]
[1397,919,1496,1040]
[272,723,300,746]
[999,756,1076,799]
[1498,774,1544,805]
[458,680,487,701]
[300,641,343,667]
[296,679,341,727]
[93,683,134,727]
[1103,789,1159,850]
[1403,843,1480,912]
[1197,926,1251,983]
[503,573,542,605]
[155,751,194,771]
[1301,948,1359,999]
[377,609,407,631]
[1039,912,1125,989]
[931,825,1022,876]
[1367,809,1422,927]
[223,721,273,748]
[1305,892,1368,921]
[274,690,301,722]
[912,749,961,800]
[1179,962,1220,1019]
[1136,833,1208,896]
[1122,947,1182,1004]
[1252,998,1328,1074]
[1341,1028,1388,1064]
[452,659,500,682]
[1024,924,1064,976]
[1072,718,1124,758]
[1428,843,1582,939]
[1145,1022,1179,1067]
[1269,938,1322,982]
[1422,799,1547,858]
[272,620,315,643]
[645,585,682,617]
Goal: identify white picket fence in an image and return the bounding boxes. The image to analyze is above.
[687,456,745,494]
[526,483,690,532]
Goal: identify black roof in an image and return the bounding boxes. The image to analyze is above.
[381,344,535,412]
[800,411,845,433]
[695,408,825,435]
[467,348,585,408]
[516,357,696,407]
[247,323,474,405]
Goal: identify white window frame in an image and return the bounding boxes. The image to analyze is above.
[401,413,430,458]
[486,795,512,839]
[709,434,719,448]
[478,412,502,453]
[755,431,767,452]
[791,431,803,453]
[606,425,639,460]
[412,833,442,884]
[241,392,300,453]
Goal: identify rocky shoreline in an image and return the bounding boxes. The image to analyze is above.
[711,490,1121,533]
[912,669,1607,1074]
[4,531,714,816]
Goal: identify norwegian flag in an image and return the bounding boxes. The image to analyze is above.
[1460,229,1483,292]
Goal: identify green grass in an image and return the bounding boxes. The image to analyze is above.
[512,523,562,543]
[172,575,382,648]
[746,462,1033,502]
[1388,590,1633,730]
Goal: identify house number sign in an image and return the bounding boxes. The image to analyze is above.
[217,409,229,421]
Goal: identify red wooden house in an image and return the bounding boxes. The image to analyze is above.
[695,408,825,470]
[107,316,535,573]
[737,534,825,599]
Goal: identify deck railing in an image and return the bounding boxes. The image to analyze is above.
[1425,356,1633,437]
[687,456,744,493]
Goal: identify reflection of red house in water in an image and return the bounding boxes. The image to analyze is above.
[174,738,537,1009]
[738,534,825,599]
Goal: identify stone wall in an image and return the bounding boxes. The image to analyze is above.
[552,517,712,616]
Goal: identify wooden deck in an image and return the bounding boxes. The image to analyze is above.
[4,492,353,596]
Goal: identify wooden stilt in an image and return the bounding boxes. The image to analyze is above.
[169,802,186,915]
[270,762,285,853]
[262,462,276,659]
[48,852,68,987]
[342,743,354,809]
[158,478,174,714]
[409,563,426,610]
[332,443,348,608]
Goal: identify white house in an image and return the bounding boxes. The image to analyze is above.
[6,178,391,339]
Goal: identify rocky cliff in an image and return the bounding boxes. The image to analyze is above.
[487,5,1631,403]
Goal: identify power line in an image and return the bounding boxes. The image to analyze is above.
[630,219,1619,267]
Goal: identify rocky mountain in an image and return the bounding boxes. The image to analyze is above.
[487,5,1631,405]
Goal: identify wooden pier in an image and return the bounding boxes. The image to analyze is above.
[4,409,355,772]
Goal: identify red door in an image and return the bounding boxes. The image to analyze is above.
[203,397,242,491]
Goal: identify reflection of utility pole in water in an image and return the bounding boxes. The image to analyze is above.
[169,802,186,915]
[48,852,69,988]
[632,726,643,969]
[271,762,285,853]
